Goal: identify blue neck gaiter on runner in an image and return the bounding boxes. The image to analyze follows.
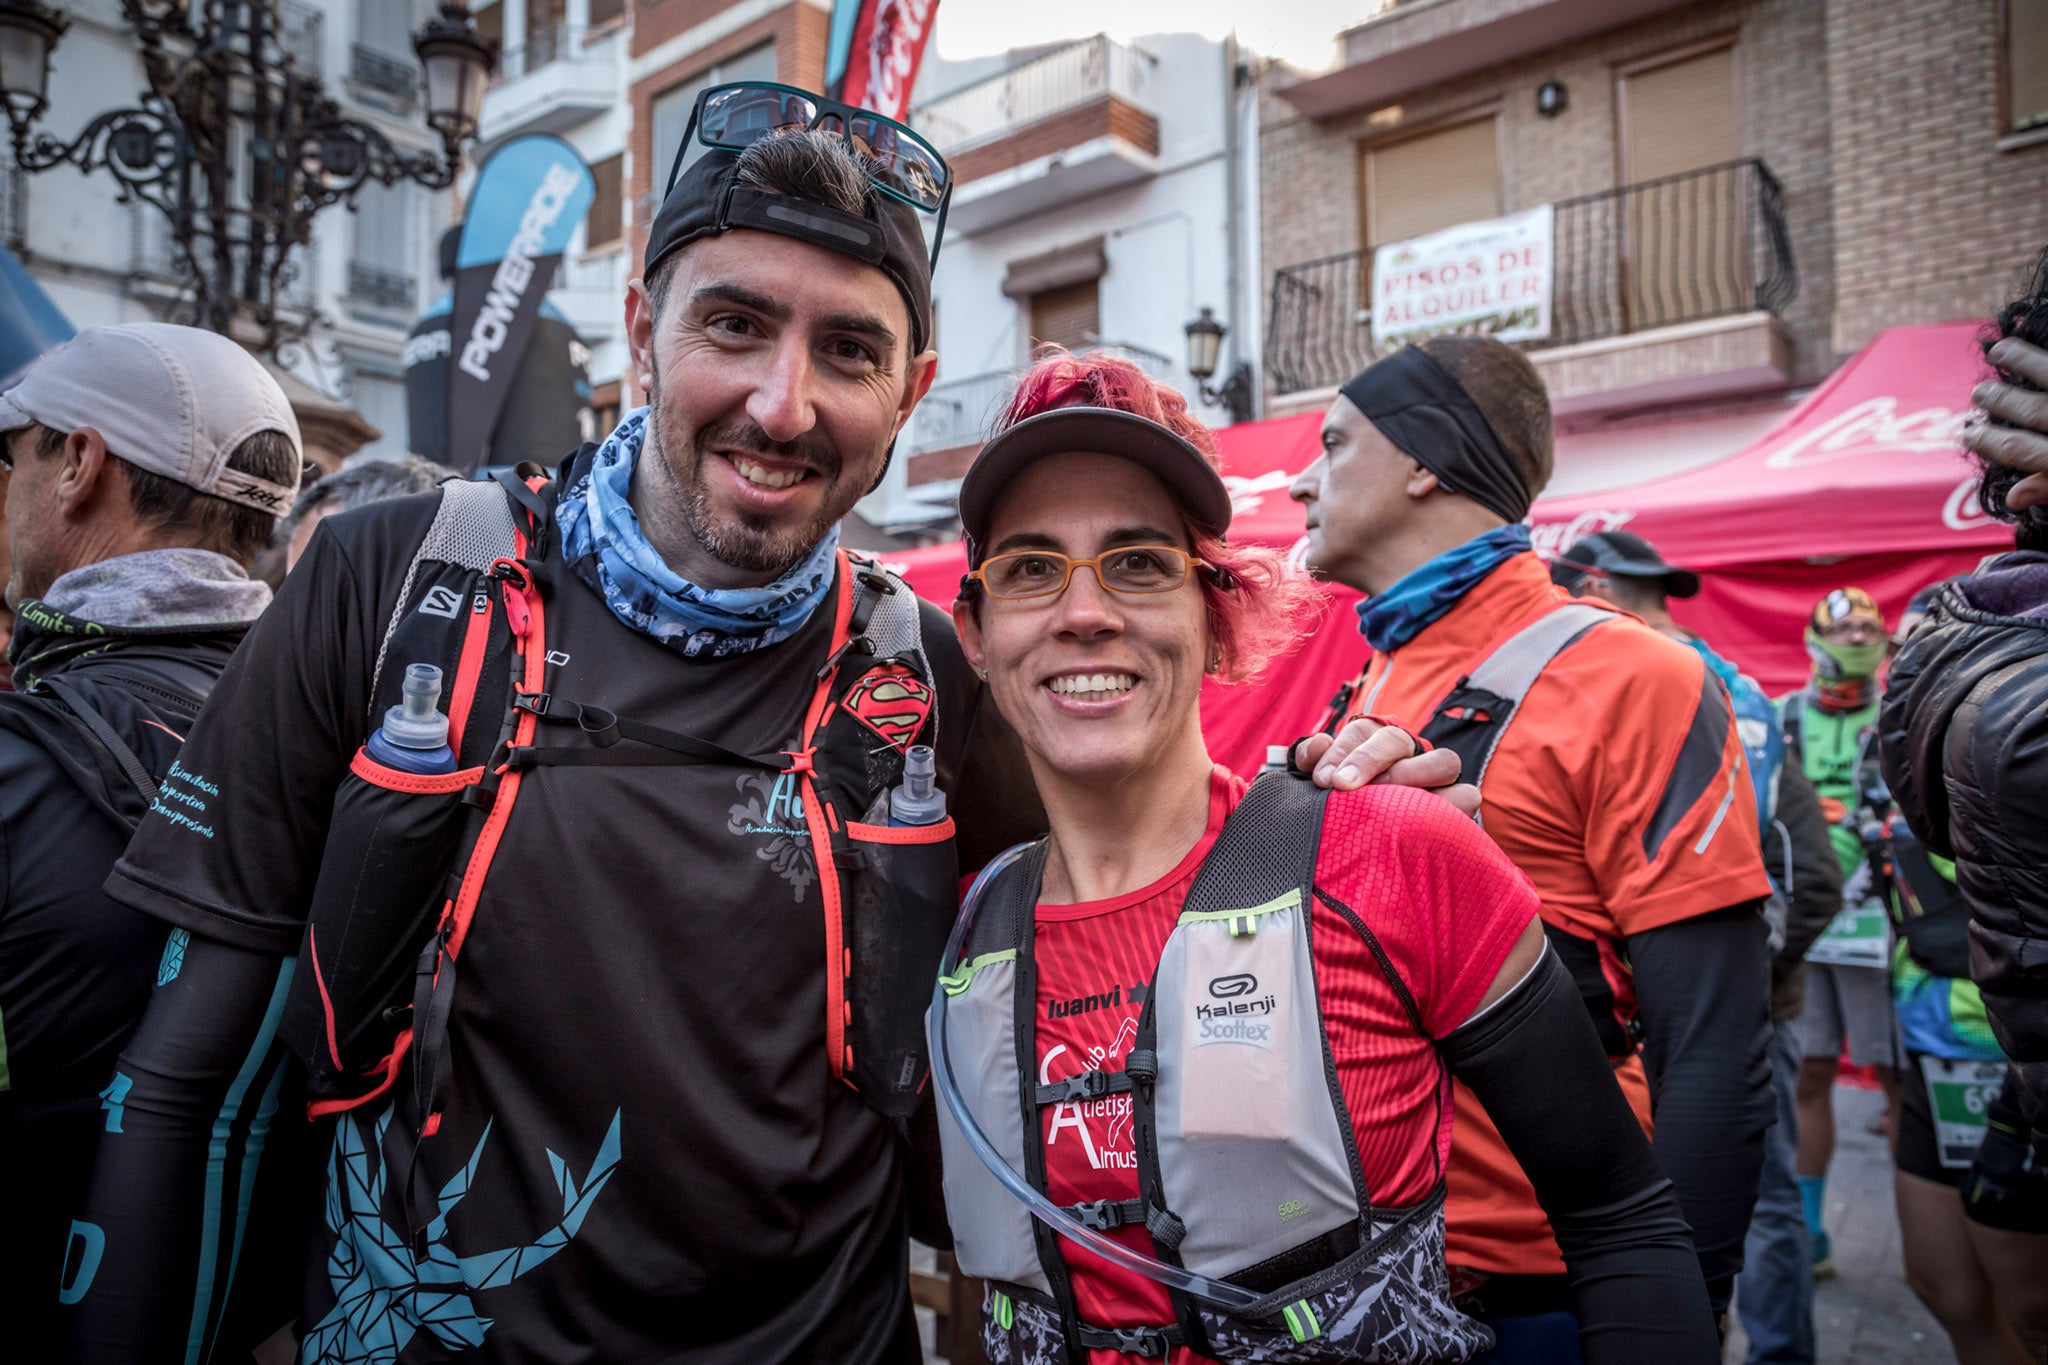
[1356,523,1531,654]
[557,408,840,658]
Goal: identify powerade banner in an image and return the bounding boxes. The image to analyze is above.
[442,134,595,472]
[404,289,593,472]
[0,242,75,388]
[824,0,940,122]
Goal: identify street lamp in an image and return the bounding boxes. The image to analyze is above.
[1183,306,1256,426]
[0,0,496,352]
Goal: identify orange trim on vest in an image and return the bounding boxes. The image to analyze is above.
[347,750,485,795]
[799,553,858,1086]
[845,815,956,846]
[447,586,494,747]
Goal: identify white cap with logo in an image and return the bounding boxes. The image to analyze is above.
[0,323,303,516]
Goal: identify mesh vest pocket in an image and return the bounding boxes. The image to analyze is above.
[844,818,959,1117]
[279,751,482,1096]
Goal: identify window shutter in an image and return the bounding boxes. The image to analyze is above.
[1620,48,1740,328]
[2012,0,2048,132]
[1363,117,1501,248]
[587,155,622,248]
[1029,281,1100,353]
[1621,47,1736,182]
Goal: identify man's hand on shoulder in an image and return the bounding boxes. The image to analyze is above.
[1293,716,1481,818]
[1970,338,2048,510]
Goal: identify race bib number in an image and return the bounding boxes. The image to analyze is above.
[1805,901,1889,969]
[1918,1056,2005,1169]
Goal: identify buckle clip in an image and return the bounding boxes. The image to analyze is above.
[781,747,816,776]
[1071,1198,1135,1231]
[513,691,552,718]
[1106,1327,1171,1356]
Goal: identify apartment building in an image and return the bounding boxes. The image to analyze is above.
[865,29,1260,536]
[1257,0,2048,485]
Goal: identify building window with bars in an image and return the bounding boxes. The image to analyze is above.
[351,180,417,318]
[647,42,779,215]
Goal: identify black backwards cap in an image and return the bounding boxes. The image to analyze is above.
[643,148,933,357]
[1339,345,1532,524]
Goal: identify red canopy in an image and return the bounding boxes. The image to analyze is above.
[883,322,2008,773]
[1530,322,2007,692]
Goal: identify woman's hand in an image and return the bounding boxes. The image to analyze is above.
[1969,337,2048,510]
[1293,717,1481,817]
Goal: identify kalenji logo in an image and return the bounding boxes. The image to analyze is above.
[1763,396,1971,469]
[1208,973,1259,999]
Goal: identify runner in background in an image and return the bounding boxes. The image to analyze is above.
[1292,337,1773,1361]
[1552,532,1841,1365]
[1779,588,1904,1278]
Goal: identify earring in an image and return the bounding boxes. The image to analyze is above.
[976,667,988,680]
[1207,652,1222,672]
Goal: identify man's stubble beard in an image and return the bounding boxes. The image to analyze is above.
[644,372,848,579]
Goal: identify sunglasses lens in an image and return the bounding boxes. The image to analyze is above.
[850,115,948,210]
[701,86,818,149]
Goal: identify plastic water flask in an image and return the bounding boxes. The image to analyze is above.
[1261,744,1293,775]
[363,663,457,775]
[888,744,947,826]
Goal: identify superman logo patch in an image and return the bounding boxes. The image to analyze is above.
[843,665,934,749]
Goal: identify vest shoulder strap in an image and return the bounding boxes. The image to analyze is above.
[1180,773,1328,919]
[370,478,526,704]
[1419,602,1611,795]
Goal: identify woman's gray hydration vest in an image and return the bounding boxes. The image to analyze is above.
[932,773,1493,1364]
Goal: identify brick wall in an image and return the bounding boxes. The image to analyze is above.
[948,97,1160,183]
[1258,0,1836,385]
[1826,0,2048,350]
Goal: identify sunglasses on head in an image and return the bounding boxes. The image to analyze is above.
[666,81,954,265]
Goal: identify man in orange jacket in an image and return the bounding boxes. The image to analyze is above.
[1292,336,1774,1362]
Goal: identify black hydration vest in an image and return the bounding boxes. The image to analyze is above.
[276,472,959,1128]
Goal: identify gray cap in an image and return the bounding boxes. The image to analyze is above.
[958,406,1232,564]
[0,324,302,516]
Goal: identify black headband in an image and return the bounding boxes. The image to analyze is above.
[1338,345,1532,524]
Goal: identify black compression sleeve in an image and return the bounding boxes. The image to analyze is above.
[1628,904,1774,1316]
[1443,950,1718,1365]
[60,933,295,1365]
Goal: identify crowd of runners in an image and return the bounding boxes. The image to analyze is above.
[0,78,2044,1365]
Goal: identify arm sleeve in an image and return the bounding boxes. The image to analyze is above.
[59,933,295,1364]
[1443,950,1719,1365]
[1770,762,1843,974]
[1626,904,1774,1318]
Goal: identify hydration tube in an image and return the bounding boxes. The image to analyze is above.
[927,846,1266,1312]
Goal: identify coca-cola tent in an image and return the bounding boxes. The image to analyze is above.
[1529,321,2007,693]
[882,322,2008,774]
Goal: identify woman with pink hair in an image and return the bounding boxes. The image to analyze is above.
[928,351,1720,1365]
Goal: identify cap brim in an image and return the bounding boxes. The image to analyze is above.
[1610,565,1701,598]
[0,391,33,435]
[959,407,1232,558]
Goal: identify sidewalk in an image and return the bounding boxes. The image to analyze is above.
[1727,1082,1955,1364]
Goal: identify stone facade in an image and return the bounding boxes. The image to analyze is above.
[1257,0,2047,401]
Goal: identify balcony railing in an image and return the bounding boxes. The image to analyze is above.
[351,43,419,101]
[913,35,1155,155]
[349,260,416,313]
[906,343,1173,456]
[495,23,591,82]
[1265,157,1797,395]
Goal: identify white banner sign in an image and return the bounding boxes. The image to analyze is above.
[1371,205,1554,352]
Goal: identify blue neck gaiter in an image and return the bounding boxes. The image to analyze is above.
[1356,523,1532,654]
[557,408,840,658]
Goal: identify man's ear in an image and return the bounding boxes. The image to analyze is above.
[55,428,113,517]
[891,348,939,445]
[1403,459,1440,500]
[625,277,657,398]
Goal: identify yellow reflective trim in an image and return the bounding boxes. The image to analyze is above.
[940,949,1017,997]
[1178,887,1301,928]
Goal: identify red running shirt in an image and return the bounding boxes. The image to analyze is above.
[1031,766,1537,1365]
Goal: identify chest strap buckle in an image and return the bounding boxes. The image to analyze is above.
[1034,1069,1132,1105]
[1068,1197,1147,1231]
